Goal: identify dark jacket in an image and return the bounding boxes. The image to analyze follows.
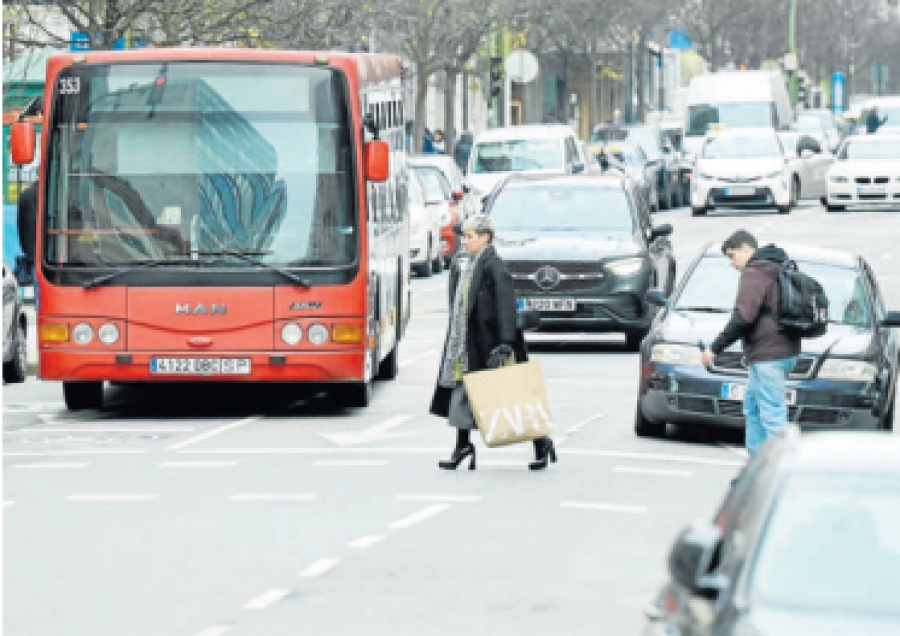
[430,246,529,418]
[17,181,38,264]
[865,111,887,134]
[454,136,473,172]
[710,245,801,364]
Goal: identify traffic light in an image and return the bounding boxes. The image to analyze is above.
[797,79,808,106]
[489,57,503,99]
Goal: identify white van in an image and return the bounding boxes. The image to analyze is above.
[465,124,587,199]
[682,71,792,163]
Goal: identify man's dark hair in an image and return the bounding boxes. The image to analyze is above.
[721,230,758,255]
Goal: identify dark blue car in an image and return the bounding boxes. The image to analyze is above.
[636,243,900,438]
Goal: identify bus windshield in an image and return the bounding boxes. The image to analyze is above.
[44,62,356,269]
[686,102,777,136]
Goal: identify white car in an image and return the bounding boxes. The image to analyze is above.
[825,135,900,212]
[409,164,457,265]
[3,263,27,383]
[778,132,834,201]
[798,109,843,152]
[793,114,835,154]
[873,97,900,136]
[691,128,794,216]
[407,172,443,277]
[407,154,478,222]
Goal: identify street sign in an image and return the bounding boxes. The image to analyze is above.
[504,50,539,84]
[669,30,692,50]
[832,72,845,114]
[783,53,798,71]
[70,32,90,52]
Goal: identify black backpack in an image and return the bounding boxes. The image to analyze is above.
[776,260,829,338]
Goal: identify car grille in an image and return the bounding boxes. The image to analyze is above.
[513,278,605,294]
[717,399,799,421]
[855,177,891,184]
[712,353,815,379]
[677,396,716,414]
[797,408,841,425]
[509,261,606,295]
[507,261,604,276]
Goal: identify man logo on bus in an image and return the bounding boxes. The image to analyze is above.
[176,304,227,315]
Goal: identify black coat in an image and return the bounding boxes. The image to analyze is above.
[430,245,529,419]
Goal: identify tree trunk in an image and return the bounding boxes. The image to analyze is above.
[413,65,430,154]
[444,69,457,158]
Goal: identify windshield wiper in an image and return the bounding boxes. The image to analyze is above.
[82,259,197,289]
[194,249,311,288]
[676,306,730,313]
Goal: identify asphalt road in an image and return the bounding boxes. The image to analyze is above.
[4,201,899,636]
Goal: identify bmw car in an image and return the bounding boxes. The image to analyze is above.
[636,244,900,438]
[826,134,900,211]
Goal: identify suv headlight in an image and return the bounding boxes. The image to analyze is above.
[651,344,703,366]
[818,359,876,381]
[606,257,645,277]
[831,175,849,183]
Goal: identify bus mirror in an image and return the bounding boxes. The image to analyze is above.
[10,122,36,166]
[364,140,389,182]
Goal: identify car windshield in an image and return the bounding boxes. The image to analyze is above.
[778,134,799,156]
[750,473,900,616]
[44,62,356,269]
[838,140,900,161]
[471,139,564,173]
[411,167,450,202]
[676,257,872,326]
[686,102,777,136]
[795,118,824,133]
[881,106,900,123]
[592,128,660,161]
[607,145,643,166]
[489,184,633,232]
[702,136,782,159]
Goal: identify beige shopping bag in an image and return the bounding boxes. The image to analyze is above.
[463,361,555,448]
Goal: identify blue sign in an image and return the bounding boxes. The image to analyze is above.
[669,30,692,50]
[70,31,90,52]
[832,72,846,114]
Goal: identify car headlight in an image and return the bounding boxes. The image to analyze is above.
[71,322,94,345]
[818,359,876,381]
[831,175,849,183]
[98,323,119,345]
[606,257,645,277]
[763,171,782,179]
[280,323,303,346]
[651,343,703,366]
[307,323,329,346]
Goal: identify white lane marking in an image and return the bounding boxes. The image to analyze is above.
[6,427,196,434]
[561,501,648,514]
[391,504,450,528]
[3,450,146,457]
[168,417,259,451]
[3,402,66,413]
[559,413,604,443]
[882,253,891,260]
[312,460,388,466]
[193,626,232,636]
[160,461,239,468]
[395,494,481,503]
[66,494,156,502]
[399,348,440,368]
[526,333,623,343]
[12,462,90,469]
[717,442,750,459]
[242,588,290,610]
[299,558,339,578]
[230,494,315,502]
[614,466,692,477]
[3,501,16,508]
[319,415,417,447]
[565,449,743,467]
[348,535,384,549]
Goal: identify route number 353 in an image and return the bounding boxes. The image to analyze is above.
[59,77,81,95]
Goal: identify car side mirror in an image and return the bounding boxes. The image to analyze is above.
[517,309,541,331]
[572,162,586,174]
[364,140,389,182]
[645,288,669,307]
[452,221,464,236]
[880,311,900,328]
[668,522,727,600]
[10,122,36,166]
[650,223,673,240]
[462,183,471,194]
[452,190,464,201]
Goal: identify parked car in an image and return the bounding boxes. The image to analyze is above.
[483,173,675,350]
[409,163,458,266]
[777,131,833,201]
[660,119,692,202]
[408,154,477,222]
[591,124,681,210]
[691,128,795,216]
[800,108,844,151]
[597,141,660,210]
[3,263,27,383]
[793,114,834,154]
[826,134,900,211]
[635,243,900,438]
[407,172,443,278]
[645,429,900,636]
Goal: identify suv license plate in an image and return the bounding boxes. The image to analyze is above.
[151,357,251,375]
[724,186,755,196]
[721,382,796,405]
[519,298,576,312]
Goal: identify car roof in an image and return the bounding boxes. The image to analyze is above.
[844,133,900,143]
[501,173,627,189]
[473,124,576,143]
[787,432,900,474]
[709,127,780,139]
[701,242,858,268]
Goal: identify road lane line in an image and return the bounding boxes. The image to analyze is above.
[558,413,605,443]
[312,460,388,466]
[231,494,315,502]
[12,462,90,469]
[3,501,15,508]
[66,494,156,502]
[561,501,648,514]
[3,450,146,457]
[299,558,340,578]
[391,504,450,528]
[193,626,232,636]
[614,466,692,477]
[395,495,481,503]
[348,535,384,549]
[169,417,259,451]
[565,449,743,467]
[242,589,290,610]
[717,442,750,459]
[160,461,240,468]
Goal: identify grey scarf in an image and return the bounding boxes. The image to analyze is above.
[438,249,486,388]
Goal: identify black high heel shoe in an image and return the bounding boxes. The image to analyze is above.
[438,443,477,470]
[529,438,557,471]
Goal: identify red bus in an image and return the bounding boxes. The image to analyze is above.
[9,48,411,410]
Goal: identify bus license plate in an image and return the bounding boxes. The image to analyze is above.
[724,186,755,197]
[518,298,576,312]
[721,382,796,405]
[151,358,252,375]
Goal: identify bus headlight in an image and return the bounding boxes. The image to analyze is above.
[72,323,94,345]
[281,323,303,346]
[98,323,120,345]
[308,323,329,346]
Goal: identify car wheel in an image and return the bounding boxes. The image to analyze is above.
[432,250,444,274]
[820,196,828,207]
[880,387,896,431]
[635,402,666,438]
[671,184,682,209]
[792,177,801,206]
[3,319,27,383]
[826,203,846,212]
[625,328,649,352]
[63,381,104,411]
[658,182,670,211]
[417,241,434,278]
[335,380,374,408]
[376,343,399,380]
[691,206,707,217]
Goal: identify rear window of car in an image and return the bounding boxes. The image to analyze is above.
[412,167,450,201]
[488,184,633,232]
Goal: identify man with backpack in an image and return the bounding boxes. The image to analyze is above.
[701,230,801,453]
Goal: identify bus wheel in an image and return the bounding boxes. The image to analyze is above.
[63,381,104,411]
[338,381,373,408]
[377,344,399,380]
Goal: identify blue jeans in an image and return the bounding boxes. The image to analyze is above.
[744,358,797,454]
